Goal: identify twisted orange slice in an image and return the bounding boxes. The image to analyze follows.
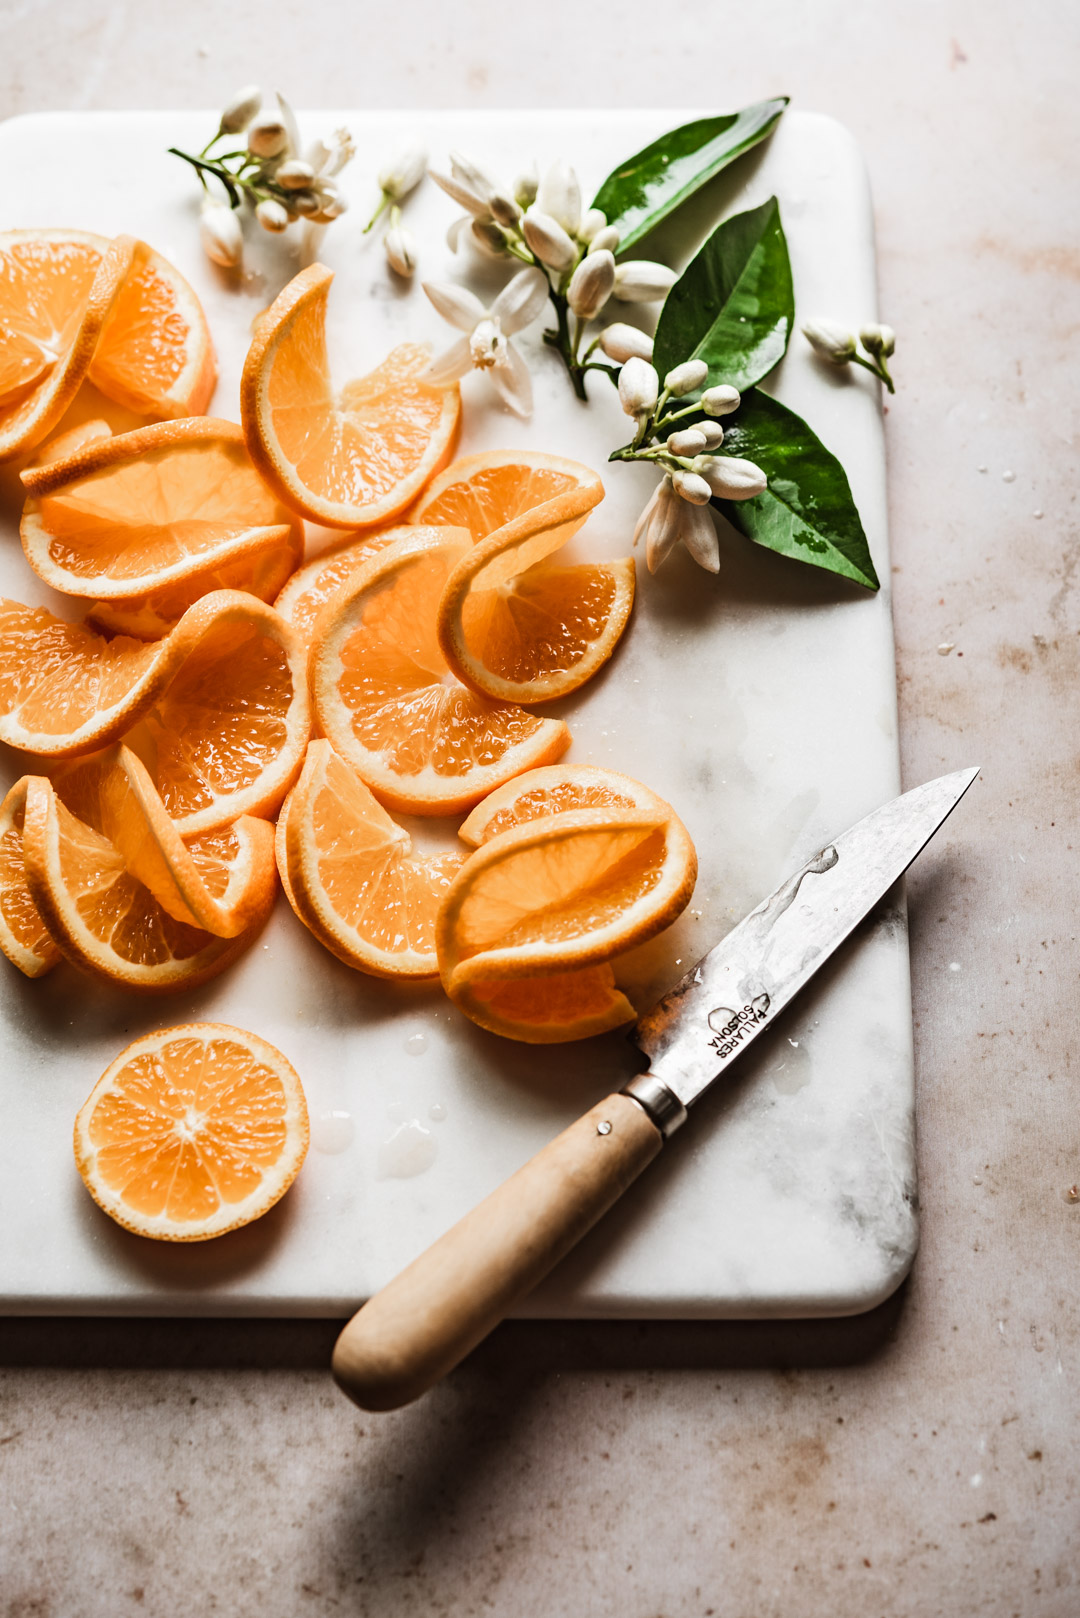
[437,806,697,1043]
[22,775,273,992]
[74,1024,308,1240]
[278,740,465,978]
[241,263,460,528]
[0,591,310,835]
[459,763,671,846]
[0,777,60,978]
[427,451,634,705]
[310,530,569,816]
[20,418,301,606]
[274,525,415,645]
[0,231,131,461]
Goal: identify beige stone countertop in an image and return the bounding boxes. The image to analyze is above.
[1,2,1077,1613]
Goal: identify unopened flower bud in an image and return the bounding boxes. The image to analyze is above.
[667,428,708,457]
[275,159,316,190]
[618,356,659,419]
[378,148,427,202]
[468,219,506,258]
[536,158,581,237]
[664,359,708,397]
[567,249,615,321]
[700,385,741,417]
[613,260,677,303]
[513,165,539,208]
[199,201,243,268]
[255,198,290,232]
[698,455,767,501]
[219,85,262,136]
[522,207,577,273]
[598,323,654,363]
[859,322,896,358]
[489,193,523,228]
[317,193,349,221]
[588,225,620,255]
[578,208,607,244]
[291,191,321,216]
[802,319,857,364]
[385,223,418,277]
[698,421,726,448]
[247,114,290,160]
[672,469,714,506]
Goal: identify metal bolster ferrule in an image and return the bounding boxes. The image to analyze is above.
[620,1071,688,1139]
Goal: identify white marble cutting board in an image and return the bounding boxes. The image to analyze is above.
[0,107,915,1317]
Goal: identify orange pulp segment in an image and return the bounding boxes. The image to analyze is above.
[273,524,419,645]
[459,764,676,847]
[88,238,216,419]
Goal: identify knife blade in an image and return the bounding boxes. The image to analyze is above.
[332,767,979,1410]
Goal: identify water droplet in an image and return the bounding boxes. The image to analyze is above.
[404,1031,428,1056]
[970,1473,983,1488]
[378,1120,437,1179]
[769,1036,813,1096]
[1033,510,1044,519]
[311,1109,355,1154]
[949,962,961,973]
[428,1102,447,1123]
[1002,470,1016,483]
[937,643,955,656]
[977,464,988,473]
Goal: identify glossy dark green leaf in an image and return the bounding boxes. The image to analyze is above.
[714,389,880,591]
[590,98,789,255]
[652,196,793,393]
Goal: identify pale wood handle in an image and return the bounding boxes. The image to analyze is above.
[332,1092,662,1410]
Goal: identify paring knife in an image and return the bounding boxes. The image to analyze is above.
[332,767,979,1410]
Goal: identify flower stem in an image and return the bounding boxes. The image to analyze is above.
[546,290,588,401]
[851,352,895,394]
[363,189,390,234]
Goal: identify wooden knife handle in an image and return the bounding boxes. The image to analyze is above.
[331,1092,663,1411]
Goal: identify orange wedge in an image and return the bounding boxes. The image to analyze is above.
[22,775,273,992]
[241,263,460,528]
[459,764,675,847]
[88,238,216,420]
[20,418,302,604]
[0,590,310,834]
[0,230,131,461]
[0,777,60,978]
[310,529,570,816]
[74,1024,308,1240]
[278,739,465,978]
[274,525,417,645]
[437,807,697,1043]
[426,452,634,705]
[53,744,276,938]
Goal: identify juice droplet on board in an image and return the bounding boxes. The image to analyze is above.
[377,1120,437,1179]
[311,1109,356,1154]
[770,1037,812,1096]
[404,1031,428,1056]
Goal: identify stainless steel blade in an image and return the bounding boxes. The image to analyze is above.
[625,767,979,1132]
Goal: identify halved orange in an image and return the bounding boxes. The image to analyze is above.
[74,1024,308,1240]
[278,739,465,978]
[22,776,273,992]
[310,530,570,816]
[0,230,131,461]
[459,764,674,847]
[53,744,276,938]
[0,591,310,835]
[437,807,697,1043]
[20,418,301,603]
[88,238,216,420]
[241,263,460,528]
[274,525,417,645]
[0,777,60,978]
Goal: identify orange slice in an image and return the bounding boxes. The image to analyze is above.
[0,590,310,835]
[310,529,570,816]
[86,535,303,640]
[459,763,675,847]
[274,525,417,645]
[74,1024,308,1241]
[0,777,60,978]
[22,776,273,992]
[89,238,216,419]
[20,418,302,603]
[241,263,460,528]
[425,452,634,706]
[53,744,276,938]
[0,230,131,461]
[437,807,697,1043]
[278,739,465,978]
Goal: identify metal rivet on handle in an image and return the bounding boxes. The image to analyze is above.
[596,1120,612,1135]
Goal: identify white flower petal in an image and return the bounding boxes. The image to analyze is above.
[633,481,662,547]
[422,280,487,332]
[537,158,581,237]
[450,151,497,205]
[274,89,301,159]
[422,336,474,386]
[428,168,490,218]
[491,267,549,334]
[645,478,684,573]
[488,340,533,417]
[446,215,469,252]
[679,502,721,572]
